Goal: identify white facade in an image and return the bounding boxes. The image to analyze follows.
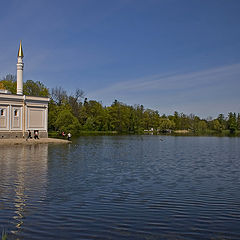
[0,42,49,139]
[0,94,49,138]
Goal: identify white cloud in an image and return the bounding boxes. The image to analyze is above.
[87,63,240,117]
[89,63,240,97]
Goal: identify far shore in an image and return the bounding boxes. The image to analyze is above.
[48,130,240,137]
[0,138,70,146]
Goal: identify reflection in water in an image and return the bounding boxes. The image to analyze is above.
[0,144,48,238]
[1,136,240,240]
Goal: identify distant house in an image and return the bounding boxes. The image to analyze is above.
[0,41,49,139]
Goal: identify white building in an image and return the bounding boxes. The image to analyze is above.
[0,42,49,139]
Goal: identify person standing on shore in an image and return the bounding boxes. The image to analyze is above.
[26,130,32,141]
[34,131,39,139]
[67,132,71,141]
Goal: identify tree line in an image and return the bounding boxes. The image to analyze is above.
[1,74,240,135]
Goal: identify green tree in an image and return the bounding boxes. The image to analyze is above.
[192,116,201,132]
[197,120,207,133]
[0,74,17,94]
[142,109,159,130]
[48,99,59,131]
[132,105,144,133]
[237,113,240,130]
[0,75,49,97]
[159,118,175,131]
[82,100,106,131]
[107,100,131,132]
[172,111,180,129]
[68,88,84,118]
[228,112,237,134]
[212,119,222,132]
[179,113,191,130]
[55,109,81,135]
[217,114,226,130]
[83,117,95,131]
[23,80,49,97]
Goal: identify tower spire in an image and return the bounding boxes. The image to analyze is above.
[17,40,24,95]
[18,40,24,58]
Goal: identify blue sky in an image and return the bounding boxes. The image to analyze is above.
[0,0,240,117]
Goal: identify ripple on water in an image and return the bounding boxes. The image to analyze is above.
[0,136,240,240]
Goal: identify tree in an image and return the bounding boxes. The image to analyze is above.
[83,117,95,131]
[217,114,226,130]
[228,112,237,134]
[173,111,180,129]
[55,109,81,135]
[48,99,59,131]
[0,74,17,94]
[191,116,201,132]
[0,82,5,90]
[142,109,159,130]
[23,80,49,97]
[0,74,49,97]
[212,119,222,132]
[108,100,131,132]
[68,88,84,118]
[237,113,240,131]
[51,86,68,105]
[159,118,175,131]
[133,105,144,133]
[179,113,191,130]
[197,120,207,133]
[1,74,16,81]
[152,111,160,130]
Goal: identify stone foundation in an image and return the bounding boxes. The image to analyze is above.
[0,131,48,139]
[39,132,48,138]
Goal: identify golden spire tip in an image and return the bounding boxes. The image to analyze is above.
[18,40,24,57]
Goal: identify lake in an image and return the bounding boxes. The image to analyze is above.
[0,136,240,240]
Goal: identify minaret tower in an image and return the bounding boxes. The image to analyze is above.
[17,40,24,95]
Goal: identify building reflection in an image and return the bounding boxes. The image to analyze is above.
[0,144,48,236]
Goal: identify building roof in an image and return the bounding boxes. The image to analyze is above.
[0,92,49,103]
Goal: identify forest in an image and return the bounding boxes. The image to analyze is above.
[1,74,240,136]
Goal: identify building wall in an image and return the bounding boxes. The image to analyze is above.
[0,104,23,131]
[0,132,23,139]
[0,105,9,130]
[11,106,22,130]
[27,107,47,130]
[0,131,48,139]
[0,94,49,139]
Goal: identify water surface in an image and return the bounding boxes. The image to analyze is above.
[0,136,240,240]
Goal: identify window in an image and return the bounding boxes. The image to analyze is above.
[0,109,5,116]
[14,109,19,117]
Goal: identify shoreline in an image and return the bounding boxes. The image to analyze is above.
[0,138,70,145]
[48,130,240,138]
